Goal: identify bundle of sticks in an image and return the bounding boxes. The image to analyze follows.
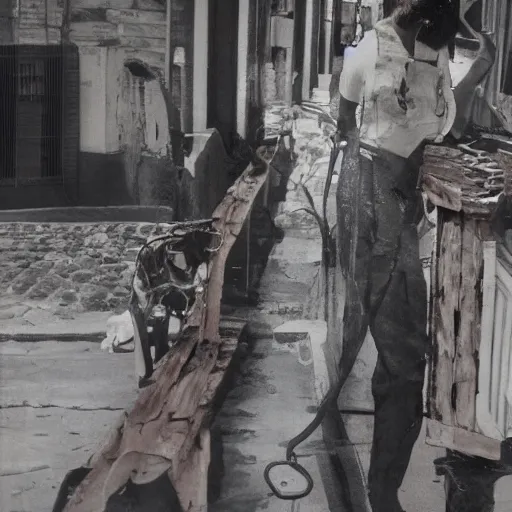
[421,142,512,216]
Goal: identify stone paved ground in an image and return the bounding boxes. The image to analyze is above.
[210,309,334,512]
[0,222,172,335]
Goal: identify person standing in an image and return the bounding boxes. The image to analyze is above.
[335,1,458,511]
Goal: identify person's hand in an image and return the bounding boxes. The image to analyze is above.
[333,131,344,144]
[425,133,444,144]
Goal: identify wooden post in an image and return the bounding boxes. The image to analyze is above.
[165,0,172,88]
[302,0,314,101]
[174,46,187,132]
[193,0,208,132]
[323,0,334,74]
[237,0,250,138]
[285,42,295,105]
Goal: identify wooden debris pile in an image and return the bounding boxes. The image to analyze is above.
[423,137,512,461]
[421,143,512,216]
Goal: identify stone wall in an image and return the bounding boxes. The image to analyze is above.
[7,0,63,45]
[0,221,172,317]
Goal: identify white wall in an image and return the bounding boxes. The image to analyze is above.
[79,47,108,153]
[79,45,169,155]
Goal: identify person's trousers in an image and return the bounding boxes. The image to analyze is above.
[338,147,428,512]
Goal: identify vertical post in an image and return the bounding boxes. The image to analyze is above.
[324,0,333,74]
[165,0,172,88]
[284,44,294,105]
[193,0,208,132]
[302,0,314,101]
[494,0,509,103]
[237,0,250,138]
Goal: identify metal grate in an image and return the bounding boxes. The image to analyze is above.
[0,46,15,180]
[0,45,63,184]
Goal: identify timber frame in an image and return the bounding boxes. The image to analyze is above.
[423,144,512,463]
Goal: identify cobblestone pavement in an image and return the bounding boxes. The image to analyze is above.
[0,222,172,333]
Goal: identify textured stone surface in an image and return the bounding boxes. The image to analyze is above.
[0,222,172,319]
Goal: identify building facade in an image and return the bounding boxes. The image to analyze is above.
[0,0,263,210]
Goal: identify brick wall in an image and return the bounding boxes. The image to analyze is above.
[16,0,63,44]
[69,1,167,68]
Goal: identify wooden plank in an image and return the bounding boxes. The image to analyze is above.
[425,419,501,461]
[422,174,462,212]
[63,322,245,511]
[106,8,166,25]
[173,429,210,511]
[430,213,462,424]
[423,145,464,160]
[453,219,481,430]
[203,160,269,342]
[461,198,497,218]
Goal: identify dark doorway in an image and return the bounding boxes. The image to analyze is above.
[0,46,63,183]
[207,0,239,152]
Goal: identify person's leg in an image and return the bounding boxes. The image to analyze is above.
[368,230,428,511]
[366,171,428,511]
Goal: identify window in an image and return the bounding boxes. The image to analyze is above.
[17,59,45,100]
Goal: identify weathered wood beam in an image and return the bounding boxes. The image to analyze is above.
[423,173,463,212]
[203,159,268,342]
[62,159,268,511]
[454,218,481,430]
[426,419,502,460]
[430,211,462,425]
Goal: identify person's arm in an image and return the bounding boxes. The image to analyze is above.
[337,95,358,137]
[337,33,373,137]
[436,46,456,142]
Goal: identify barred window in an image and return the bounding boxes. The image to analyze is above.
[17,59,45,100]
